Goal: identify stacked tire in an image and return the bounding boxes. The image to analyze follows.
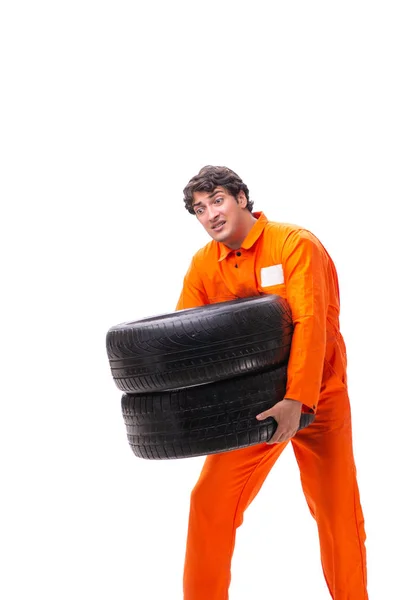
[106,295,315,460]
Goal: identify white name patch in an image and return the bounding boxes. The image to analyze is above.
[261,264,284,287]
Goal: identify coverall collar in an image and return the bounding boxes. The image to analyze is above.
[217,212,268,262]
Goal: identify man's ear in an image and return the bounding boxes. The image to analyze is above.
[238,191,247,208]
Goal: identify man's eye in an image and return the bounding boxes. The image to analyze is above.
[215,197,223,203]
[196,208,204,215]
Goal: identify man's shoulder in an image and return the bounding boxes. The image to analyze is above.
[266,219,305,234]
[265,219,319,244]
[191,240,219,268]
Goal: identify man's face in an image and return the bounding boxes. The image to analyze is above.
[191,186,249,248]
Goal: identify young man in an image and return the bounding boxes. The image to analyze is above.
[176,165,368,600]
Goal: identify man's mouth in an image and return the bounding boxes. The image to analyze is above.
[212,221,226,231]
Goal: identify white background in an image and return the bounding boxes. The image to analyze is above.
[1,1,399,599]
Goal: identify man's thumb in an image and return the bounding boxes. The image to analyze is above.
[256,406,276,420]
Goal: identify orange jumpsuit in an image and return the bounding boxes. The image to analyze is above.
[176,212,368,600]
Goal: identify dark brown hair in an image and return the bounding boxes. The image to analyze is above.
[183,165,253,214]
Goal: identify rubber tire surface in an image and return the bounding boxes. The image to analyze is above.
[107,295,293,394]
[121,366,315,459]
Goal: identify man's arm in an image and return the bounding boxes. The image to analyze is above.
[256,229,329,442]
[176,258,208,311]
[282,229,329,413]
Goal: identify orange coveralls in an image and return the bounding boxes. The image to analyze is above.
[176,212,368,600]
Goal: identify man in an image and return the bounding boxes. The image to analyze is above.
[176,165,368,600]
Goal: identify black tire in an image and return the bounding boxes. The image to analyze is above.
[121,367,315,459]
[107,295,293,394]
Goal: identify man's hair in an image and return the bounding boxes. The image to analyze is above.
[183,165,254,214]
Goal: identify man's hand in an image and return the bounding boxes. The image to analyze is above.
[256,398,302,444]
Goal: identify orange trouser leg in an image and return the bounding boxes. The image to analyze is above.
[292,388,368,599]
[183,440,288,600]
[183,390,368,600]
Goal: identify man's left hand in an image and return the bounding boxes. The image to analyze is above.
[256,398,302,444]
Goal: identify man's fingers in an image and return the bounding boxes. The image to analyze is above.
[259,399,302,444]
[255,412,279,442]
[267,426,282,445]
[267,428,297,445]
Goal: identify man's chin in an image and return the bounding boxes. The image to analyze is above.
[209,228,230,243]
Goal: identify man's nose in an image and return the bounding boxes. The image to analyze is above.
[207,204,220,221]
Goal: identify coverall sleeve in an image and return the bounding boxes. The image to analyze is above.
[175,258,209,310]
[282,230,329,413]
